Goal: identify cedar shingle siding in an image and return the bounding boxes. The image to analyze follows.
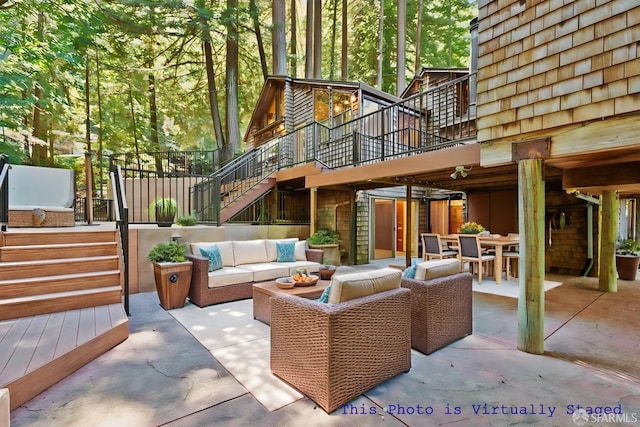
[476,0,640,143]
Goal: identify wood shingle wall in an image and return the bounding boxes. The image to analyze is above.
[476,0,640,144]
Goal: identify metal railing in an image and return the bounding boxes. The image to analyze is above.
[0,154,9,231]
[110,164,130,315]
[74,198,114,222]
[109,146,235,176]
[112,73,476,225]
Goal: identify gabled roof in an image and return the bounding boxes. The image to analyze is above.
[243,76,402,142]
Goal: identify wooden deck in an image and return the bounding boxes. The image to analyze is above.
[0,304,128,410]
[0,227,130,411]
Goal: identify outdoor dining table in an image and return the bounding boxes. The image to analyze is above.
[440,234,519,284]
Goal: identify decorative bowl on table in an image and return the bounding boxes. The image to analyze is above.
[291,274,319,287]
[275,277,295,289]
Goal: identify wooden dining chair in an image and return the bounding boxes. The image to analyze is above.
[503,233,520,279]
[457,235,496,284]
[421,233,458,261]
[503,251,519,279]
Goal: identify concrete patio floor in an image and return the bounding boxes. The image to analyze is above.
[9,271,640,426]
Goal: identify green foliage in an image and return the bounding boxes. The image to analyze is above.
[148,241,187,263]
[308,229,339,245]
[176,213,198,226]
[149,197,177,222]
[617,239,640,256]
[460,221,485,234]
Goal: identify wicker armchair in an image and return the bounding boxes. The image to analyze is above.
[270,287,411,413]
[401,272,473,354]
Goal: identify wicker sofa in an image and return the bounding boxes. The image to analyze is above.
[186,238,324,307]
[270,268,411,413]
[401,264,473,355]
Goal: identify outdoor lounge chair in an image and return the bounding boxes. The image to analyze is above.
[270,268,411,413]
[401,269,473,354]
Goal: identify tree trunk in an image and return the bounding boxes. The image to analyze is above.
[341,0,347,80]
[31,11,47,166]
[376,0,384,89]
[202,26,225,152]
[127,80,142,171]
[313,0,322,79]
[226,0,241,157]
[249,0,268,80]
[305,0,313,78]
[290,0,297,77]
[415,0,423,75]
[397,0,406,96]
[95,50,104,197]
[329,0,337,80]
[272,0,286,75]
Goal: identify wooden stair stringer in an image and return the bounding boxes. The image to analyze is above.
[220,177,276,223]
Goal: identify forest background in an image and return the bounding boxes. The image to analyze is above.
[0,0,476,196]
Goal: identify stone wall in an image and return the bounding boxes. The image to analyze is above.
[544,182,599,276]
[317,189,352,264]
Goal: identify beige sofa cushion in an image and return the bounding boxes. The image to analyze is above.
[233,240,268,265]
[415,258,460,280]
[328,267,401,304]
[294,241,308,261]
[265,238,299,261]
[192,241,235,266]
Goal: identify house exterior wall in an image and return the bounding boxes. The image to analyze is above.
[476,0,640,145]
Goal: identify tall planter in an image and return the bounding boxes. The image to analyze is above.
[615,255,640,281]
[309,243,341,266]
[153,261,193,309]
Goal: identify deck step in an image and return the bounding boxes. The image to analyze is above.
[0,286,123,321]
[0,270,121,298]
[0,256,119,280]
[0,242,117,262]
[2,230,117,246]
[0,304,129,410]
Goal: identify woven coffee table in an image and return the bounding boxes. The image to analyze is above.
[252,279,330,325]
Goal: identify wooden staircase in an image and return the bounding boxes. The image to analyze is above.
[220,177,276,223]
[0,229,129,410]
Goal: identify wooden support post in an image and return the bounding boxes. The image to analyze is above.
[310,187,317,235]
[406,185,412,267]
[598,190,618,292]
[517,159,545,354]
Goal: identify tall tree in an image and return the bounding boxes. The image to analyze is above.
[313,0,322,78]
[226,0,241,157]
[397,0,406,96]
[249,0,268,79]
[305,0,314,78]
[272,0,286,75]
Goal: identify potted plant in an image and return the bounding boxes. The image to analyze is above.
[459,221,486,234]
[176,212,197,226]
[615,239,640,281]
[148,241,193,309]
[150,197,177,227]
[308,229,341,266]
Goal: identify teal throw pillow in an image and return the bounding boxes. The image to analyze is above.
[402,258,419,279]
[276,241,296,262]
[317,285,331,303]
[200,245,223,272]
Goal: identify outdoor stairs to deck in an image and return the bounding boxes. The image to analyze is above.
[0,229,129,411]
[220,177,276,223]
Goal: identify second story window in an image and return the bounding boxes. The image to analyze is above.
[314,88,353,126]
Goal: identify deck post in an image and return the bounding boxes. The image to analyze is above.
[517,158,545,354]
[598,190,618,292]
[406,185,412,267]
[310,187,318,235]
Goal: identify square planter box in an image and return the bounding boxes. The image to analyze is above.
[153,261,193,309]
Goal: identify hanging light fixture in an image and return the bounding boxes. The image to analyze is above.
[450,165,472,179]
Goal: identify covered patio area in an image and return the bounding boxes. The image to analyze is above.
[9,270,640,426]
